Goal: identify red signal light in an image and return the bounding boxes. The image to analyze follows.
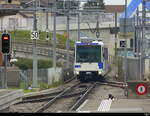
[3,36,9,40]
[1,33,10,54]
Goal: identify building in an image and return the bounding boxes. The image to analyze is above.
[105,5,134,56]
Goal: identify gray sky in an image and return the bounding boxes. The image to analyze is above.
[104,0,132,5]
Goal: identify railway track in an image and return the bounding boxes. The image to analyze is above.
[12,41,74,51]
[17,76,77,104]
[12,41,74,61]
[7,64,127,113]
[34,82,78,113]
[7,80,126,113]
[8,81,97,113]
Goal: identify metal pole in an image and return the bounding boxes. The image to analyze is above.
[46,0,49,40]
[46,12,48,31]
[139,15,142,81]
[141,0,146,80]
[1,66,5,88]
[4,54,7,88]
[136,7,139,56]
[133,15,136,55]
[32,0,38,88]
[53,2,56,69]
[115,12,117,56]
[77,13,80,41]
[0,18,2,32]
[124,0,128,96]
[66,14,70,68]
[136,7,142,80]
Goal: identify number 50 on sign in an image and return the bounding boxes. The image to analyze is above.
[31,31,39,40]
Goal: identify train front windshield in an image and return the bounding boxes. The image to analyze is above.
[76,45,101,63]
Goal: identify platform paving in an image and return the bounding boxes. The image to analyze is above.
[0,89,23,111]
[78,98,150,113]
[109,99,150,113]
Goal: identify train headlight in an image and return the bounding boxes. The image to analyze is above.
[98,71,102,75]
[76,71,79,75]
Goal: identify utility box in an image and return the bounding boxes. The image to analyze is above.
[7,67,20,87]
[0,52,4,66]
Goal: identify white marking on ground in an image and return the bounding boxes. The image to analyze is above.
[78,111,91,113]
[76,99,89,112]
[98,99,112,112]
[109,108,143,112]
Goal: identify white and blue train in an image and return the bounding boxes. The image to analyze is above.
[74,38,107,81]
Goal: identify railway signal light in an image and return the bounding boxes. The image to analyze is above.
[7,0,12,3]
[1,33,11,54]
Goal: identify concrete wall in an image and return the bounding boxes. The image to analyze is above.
[0,67,64,88]
[126,57,142,81]
[145,59,150,81]
[109,56,146,81]
[47,67,62,85]
[20,67,73,87]
[126,58,150,81]
[0,67,20,88]
[0,14,28,30]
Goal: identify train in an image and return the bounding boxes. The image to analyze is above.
[74,38,107,82]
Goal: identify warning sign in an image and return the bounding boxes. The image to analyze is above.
[127,81,150,98]
[136,84,147,95]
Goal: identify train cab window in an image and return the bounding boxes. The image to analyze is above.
[76,45,101,63]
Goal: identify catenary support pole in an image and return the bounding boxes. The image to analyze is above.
[32,0,38,88]
[124,0,128,96]
[115,12,117,56]
[53,2,56,69]
[66,14,70,68]
[77,13,80,41]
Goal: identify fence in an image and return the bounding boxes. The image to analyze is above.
[108,55,146,81]
[0,66,74,89]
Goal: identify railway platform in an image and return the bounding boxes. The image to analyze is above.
[109,99,150,112]
[78,98,150,113]
[0,89,23,111]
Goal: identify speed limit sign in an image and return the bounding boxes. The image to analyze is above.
[136,83,148,95]
[31,31,39,40]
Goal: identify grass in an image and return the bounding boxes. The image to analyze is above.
[39,80,64,90]
[18,81,64,93]
[23,89,37,93]
[8,80,64,93]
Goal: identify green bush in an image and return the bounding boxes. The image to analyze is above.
[14,58,62,70]
[14,58,32,70]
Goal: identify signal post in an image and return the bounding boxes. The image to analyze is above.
[1,32,11,88]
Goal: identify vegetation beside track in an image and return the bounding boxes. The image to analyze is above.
[14,58,63,70]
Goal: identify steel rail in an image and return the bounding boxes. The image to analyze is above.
[97,82,127,89]
[16,76,76,104]
[20,89,86,103]
[34,82,80,113]
[69,83,96,111]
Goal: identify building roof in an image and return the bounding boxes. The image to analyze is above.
[105,5,125,13]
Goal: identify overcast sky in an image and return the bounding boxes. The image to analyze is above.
[104,0,132,5]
